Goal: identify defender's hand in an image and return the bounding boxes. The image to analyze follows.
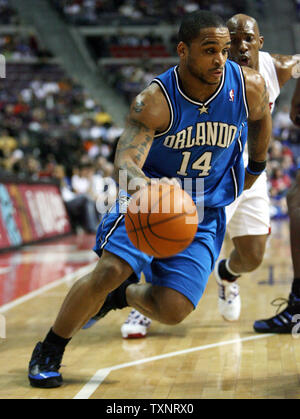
[244,171,260,191]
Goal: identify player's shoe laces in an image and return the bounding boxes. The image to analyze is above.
[82,274,139,330]
[28,342,64,388]
[121,309,152,339]
[253,293,300,334]
[215,259,241,321]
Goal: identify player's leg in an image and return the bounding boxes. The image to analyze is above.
[216,234,268,321]
[216,173,270,321]
[52,251,133,338]
[125,206,226,325]
[120,264,153,339]
[28,198,152,388]
[120,271,194,339]
[229,234,268,274]
[126,284,194,325]
[121,288,192,338]
[118,208,226,337]
[28,251,134,389]
[254,171,300,334]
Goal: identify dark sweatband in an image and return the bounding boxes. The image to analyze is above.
[246,158,267,175]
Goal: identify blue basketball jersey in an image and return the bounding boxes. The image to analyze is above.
[142,60,248,208]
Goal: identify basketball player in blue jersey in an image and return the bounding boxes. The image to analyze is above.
[28,11,272,388]
[120,14,300,339]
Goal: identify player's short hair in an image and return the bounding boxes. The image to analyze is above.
[178,11,226,46]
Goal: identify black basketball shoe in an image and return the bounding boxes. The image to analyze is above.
[253,293,300,334]
[28,342,64,388]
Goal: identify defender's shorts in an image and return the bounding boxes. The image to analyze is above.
[226,171,270,239]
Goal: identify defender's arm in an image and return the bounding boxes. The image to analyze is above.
[242,67,272,190]
[271,53,300,88]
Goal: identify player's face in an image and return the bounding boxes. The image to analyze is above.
[228,20,263,70]
[180,27,231,85]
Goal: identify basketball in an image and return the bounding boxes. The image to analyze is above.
[125,183,198,258]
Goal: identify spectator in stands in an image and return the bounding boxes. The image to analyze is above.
[0,129,17,158]
[273,105,294,138]
[270,167,292,198]
[53,164,100,234]
[71,161,104,202]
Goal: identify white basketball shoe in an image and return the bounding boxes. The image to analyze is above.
[121,309,152,339]
[215,259,241,321]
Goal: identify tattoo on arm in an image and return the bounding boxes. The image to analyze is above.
[292,54,300,79]
[114,117,154,186]
[133,100,146,113]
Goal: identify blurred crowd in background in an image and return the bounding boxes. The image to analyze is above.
[295,0,300,20]
[0,0,299,233]
[0,32,52,60]
[0,0,18,24]
[52,0,247,25]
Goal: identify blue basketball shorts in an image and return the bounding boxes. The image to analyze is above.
[93,198,226,308]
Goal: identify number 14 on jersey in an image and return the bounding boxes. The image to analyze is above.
[177,151,212,177]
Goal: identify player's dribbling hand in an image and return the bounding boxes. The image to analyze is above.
[152,177,181,188]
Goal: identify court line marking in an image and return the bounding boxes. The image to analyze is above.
[73,333,275,399]
[0,262,97,314]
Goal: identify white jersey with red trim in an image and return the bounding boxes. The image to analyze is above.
[226,51,281,237]
[259,51,281,114]
[243,51,280,165]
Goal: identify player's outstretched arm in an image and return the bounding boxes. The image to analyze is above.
[271,53,300,88]
[290,79,300,127]
[242,66,272,190]
[114,84,170,196]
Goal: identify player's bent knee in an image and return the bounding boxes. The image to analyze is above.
[162,309,191,325]
[153,287,194,325]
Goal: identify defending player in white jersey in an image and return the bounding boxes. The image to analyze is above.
[215,14,300,322]
[254,78,300,334]
[119,13,300,339]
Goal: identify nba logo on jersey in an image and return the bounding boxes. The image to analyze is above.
[229,89,234,102]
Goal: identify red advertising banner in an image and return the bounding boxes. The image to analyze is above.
[0,181,72,251]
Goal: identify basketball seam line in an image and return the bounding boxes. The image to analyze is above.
[126,211,140,250]
[128,212,185,233]
[137,210,162,257]
[146,212,195,243]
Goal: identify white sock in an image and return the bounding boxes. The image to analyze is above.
[225,258,241,277]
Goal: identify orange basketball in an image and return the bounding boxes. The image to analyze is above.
[125,183,198,258]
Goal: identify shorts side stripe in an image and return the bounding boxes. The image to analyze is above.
[100,214,124,250]
[231,167,238,200]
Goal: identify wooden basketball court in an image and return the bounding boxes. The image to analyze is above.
[0,220,300,399]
